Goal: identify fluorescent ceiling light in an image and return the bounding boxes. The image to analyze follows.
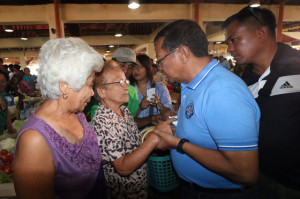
[216,41,222,44]
[115,33,123,37]
[128,0,140,9]
[109,45,114,48]
[5,26,13,33]
[249,0,261,7]
[21,32,28,40]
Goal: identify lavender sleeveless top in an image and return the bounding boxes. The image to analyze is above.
[16,112,105,199]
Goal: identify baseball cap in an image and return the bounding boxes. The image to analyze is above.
[112,47,138,65]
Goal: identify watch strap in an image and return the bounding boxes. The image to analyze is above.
[176,138,189,154]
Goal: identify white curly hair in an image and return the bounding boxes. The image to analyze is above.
[37,37,104,100]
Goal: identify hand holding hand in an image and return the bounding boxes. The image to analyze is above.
[153,118,180,150]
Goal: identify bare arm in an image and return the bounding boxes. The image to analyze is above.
[13,129,55,199]
[153,128,258,186]
[112,133,158,176]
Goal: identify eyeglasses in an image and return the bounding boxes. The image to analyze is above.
[102,79,130,87]
[156,48,179,67]
[245,7,265,26]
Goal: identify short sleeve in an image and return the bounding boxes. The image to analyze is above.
[203,88,260,151]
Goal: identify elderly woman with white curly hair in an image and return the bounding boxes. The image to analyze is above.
[13,38,105,199]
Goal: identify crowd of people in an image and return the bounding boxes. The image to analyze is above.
[3,5,299,199]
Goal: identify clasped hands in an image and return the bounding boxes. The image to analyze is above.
[146,111,181,151]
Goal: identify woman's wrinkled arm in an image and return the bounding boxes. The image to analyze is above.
[112,133,158,176]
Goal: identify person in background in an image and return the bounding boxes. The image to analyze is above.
[0,58,8,75]
[92,60,172,199]
[153,19,260,199]
[13,38,105,199]
[8,64,23,96]
[8,64,15,80]
[223,6,300,198]
[22,67,36,88]
[219,55,231,70]
[133,54,173,129]
[152,63,166,82]
[0,71,16,136]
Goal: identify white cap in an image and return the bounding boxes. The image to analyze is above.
[112,47,137,65]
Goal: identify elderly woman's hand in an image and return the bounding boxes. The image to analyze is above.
[139,95,150,110]
[153,118,179,150]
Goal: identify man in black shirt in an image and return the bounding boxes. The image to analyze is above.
[223,6,300,199]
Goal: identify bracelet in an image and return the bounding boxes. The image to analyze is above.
[176,138,189,154]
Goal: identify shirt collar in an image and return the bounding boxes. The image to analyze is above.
[181,59,219,90]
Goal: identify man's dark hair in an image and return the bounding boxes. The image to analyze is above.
[154,19,208,58]
[0,58,3,63]
[222,6,277,38]
[14,64,21,70]
[0,70,9,82]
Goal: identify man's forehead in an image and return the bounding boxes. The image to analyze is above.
[225,21,248,38]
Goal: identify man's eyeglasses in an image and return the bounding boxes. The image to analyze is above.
[156,48,179,67]
[102,79,130,87]
[244,7,265,26]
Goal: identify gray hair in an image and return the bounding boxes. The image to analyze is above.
[37,38,104,100]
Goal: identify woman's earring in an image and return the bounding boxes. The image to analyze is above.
[63,93,68,99]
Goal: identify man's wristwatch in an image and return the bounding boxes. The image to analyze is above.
[176,138,189,154]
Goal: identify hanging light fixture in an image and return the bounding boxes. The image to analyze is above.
[5,25,13,33]
[21,32,28,40]
[128,0,140,9]
[109,45,114,48]
[106,46,111,53]
[249,0,261,7]
[115,33,123,37]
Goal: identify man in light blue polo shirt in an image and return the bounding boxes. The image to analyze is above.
[153,20,260,198]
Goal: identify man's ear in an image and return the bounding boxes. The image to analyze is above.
[257,26,269,42]
[178,45,190,64]
[59,82,69,95]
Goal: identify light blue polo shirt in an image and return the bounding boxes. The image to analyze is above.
[171,59,260,189]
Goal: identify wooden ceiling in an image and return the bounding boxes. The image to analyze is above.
[0,0,300,5]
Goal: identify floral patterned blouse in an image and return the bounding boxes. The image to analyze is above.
[92,104,147,199]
